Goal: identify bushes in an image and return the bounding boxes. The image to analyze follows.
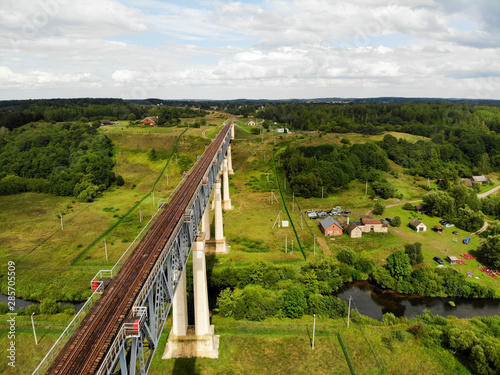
[40,299,61,315]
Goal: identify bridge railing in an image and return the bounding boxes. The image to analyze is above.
[32,285,104,375]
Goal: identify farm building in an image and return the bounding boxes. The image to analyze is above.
[409,218,427,232]
[447,256,458,264]
[141,116,158,126]
[319,217,343,236]
[100,119,114,126]
[360,218,388,233]
[247,119,256,126]
[346,222,363,238]
[472,175,490,184]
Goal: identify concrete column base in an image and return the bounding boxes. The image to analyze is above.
[163,325,219,359]
[228,169,234,175]
[205,238,229,254]
[222,199,233,210]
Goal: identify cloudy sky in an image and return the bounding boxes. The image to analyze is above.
[1,0,499,100]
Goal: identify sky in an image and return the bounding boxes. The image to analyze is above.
[0,0,499,100]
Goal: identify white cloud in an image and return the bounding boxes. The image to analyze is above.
[0,0,499,100]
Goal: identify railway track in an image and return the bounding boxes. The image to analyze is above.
[46,122,232,374]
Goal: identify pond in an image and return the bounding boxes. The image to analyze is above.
[337,281,500,321]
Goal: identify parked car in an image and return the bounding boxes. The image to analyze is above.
[344,210,351,214]
[385,217,393,223]
[439,220,455,228]
[333,206,341,211]
[463,237,471,245]
[433,256,444,264]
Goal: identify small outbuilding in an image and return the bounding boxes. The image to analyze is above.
[319,216,343,236]
[141,116,158,126]
[472,175,490,184]
[346,223,363,238]
[434,225,444,233]
[409,218,427,232]
[447,256,458,264]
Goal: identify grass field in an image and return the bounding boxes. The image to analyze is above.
[0,121,215,301]
[148,316,469,375]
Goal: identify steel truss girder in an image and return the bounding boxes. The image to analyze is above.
[100,131,232,375]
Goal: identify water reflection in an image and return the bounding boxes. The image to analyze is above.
[338,281,500,321]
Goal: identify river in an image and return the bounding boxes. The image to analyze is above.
[0,292,85,312]
[337,281,500,321]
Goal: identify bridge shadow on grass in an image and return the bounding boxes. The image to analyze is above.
[172,358,198,375]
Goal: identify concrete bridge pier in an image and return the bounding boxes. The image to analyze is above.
[206,180,228,254]
[222,159,232,210]
[163,235,219,359]
[227,144,234,175]
[201,205,211,241]
[231,124,234,139]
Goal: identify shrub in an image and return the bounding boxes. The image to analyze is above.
[402,203,414,211]
[0,302,9,314]
[25,304,40,315]
[391,216,401,227]
[40,298,61,315]
[393,330,408,342]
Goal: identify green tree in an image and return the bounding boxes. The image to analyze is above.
[40,298,61,315]
[148,148,158,161]
[391,216,401,227]
[423,190,454,217]
[373,201,385,216]
[337,247,357,266]
[404,242,424,265]
[386,250,412,281]
[448,328,478,352]
[477,235,500,269]
[25,304,40,315]
[372,267,396,289]
[457,206,484,232]
[279,286,307,319]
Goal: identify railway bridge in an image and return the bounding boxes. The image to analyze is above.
[36,122,236,374]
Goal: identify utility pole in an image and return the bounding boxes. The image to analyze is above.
[347,296,352,328]
[60,214,63,230]
[312,314,316,350]
[166,173,169,186]
[291,240,294,255]
[139,206,143,223]
[31,313,38,345]
[314,234,316,256]
[104,239,108,261]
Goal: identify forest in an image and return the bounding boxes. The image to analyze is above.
[0,123,122,201]
[0,98,207,130]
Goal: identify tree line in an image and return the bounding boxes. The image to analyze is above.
[281,143,395,198]
[0,99,208,130]
[0,123,123,201]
